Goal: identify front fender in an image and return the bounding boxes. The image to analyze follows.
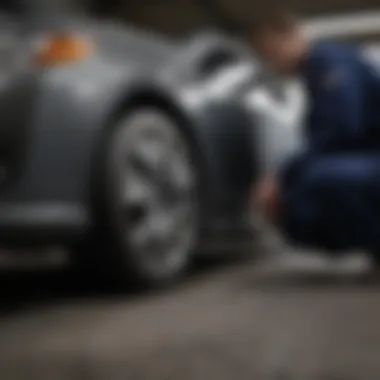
[24,57,255,221]
[21,58,158,203]
[187,100,255,214]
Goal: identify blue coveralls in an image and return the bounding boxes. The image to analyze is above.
[280,42,380,252]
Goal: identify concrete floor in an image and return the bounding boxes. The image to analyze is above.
[0,258,379,380]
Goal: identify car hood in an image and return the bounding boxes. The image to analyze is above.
[84,20,177,68]
[26,14,178,71]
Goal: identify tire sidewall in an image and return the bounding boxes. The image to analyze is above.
[104,106,200,287]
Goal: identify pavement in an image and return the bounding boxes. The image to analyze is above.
[0,255,379,380]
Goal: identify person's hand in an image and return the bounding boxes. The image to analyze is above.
[252,175,280,221]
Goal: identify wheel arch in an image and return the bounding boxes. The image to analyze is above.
[88,89,211,225]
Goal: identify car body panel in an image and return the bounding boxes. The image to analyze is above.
[0,13,260,244]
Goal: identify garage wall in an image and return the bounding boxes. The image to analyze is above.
[85,0,380,36]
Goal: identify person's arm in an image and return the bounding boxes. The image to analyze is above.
[307,51,365,153]
[246,78,306,175]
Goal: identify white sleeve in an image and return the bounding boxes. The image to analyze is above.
[246,78,308,174]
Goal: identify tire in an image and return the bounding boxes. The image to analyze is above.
[80,107,200,288]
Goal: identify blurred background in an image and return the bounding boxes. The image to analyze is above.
[32,0,380,36]
[0,1,380,380]
[76,0,380,35]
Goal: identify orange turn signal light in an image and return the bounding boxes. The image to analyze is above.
[35,33,94,67]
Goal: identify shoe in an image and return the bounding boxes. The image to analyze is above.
[253,216,372,276]
[260,249,371,280]
[326,252,372,275]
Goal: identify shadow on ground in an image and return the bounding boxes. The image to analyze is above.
[2,252,380,318]
[1,254,380,380]
[237,263,380,293]
[0,253,246,318]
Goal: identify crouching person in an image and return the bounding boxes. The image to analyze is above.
[249,8,380,266]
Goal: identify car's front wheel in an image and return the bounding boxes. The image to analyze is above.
[92,107,199,288]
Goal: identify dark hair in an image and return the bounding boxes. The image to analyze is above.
[246,7,298,37]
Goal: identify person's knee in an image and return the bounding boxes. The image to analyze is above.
[281,158,349,242]
[302,155,380,191]
[300,158,340,192]
[279,157,341,246]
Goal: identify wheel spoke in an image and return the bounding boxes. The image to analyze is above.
[134,139,166,168]
[127,151,156,181]
[112,109,198,278]
[129,204,191,256]
[167,158,194,193]
[129,217,155,247]
[129,214,167,255]
[122,167,156,205]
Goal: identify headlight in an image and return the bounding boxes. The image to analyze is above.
[34,33,94,67]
